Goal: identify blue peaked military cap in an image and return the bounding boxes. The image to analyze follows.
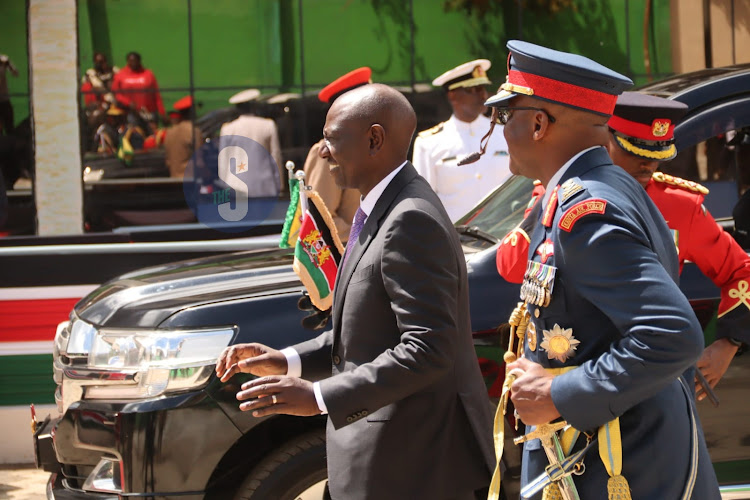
[485,40,634,116]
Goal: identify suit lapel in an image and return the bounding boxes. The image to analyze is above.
[331,163,418,335]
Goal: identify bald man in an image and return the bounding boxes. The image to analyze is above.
[217,84,494,499]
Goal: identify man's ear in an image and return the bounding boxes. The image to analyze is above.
[369,124,385,155]
[532,111,551,141]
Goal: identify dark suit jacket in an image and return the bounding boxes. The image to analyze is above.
[292,162,494,499]
[520,148,720,499]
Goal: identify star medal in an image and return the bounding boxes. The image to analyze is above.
[540,324,580,362]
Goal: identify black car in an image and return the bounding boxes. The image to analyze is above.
[34,65,750,499]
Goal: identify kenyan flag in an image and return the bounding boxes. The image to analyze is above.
[293,190,345,310]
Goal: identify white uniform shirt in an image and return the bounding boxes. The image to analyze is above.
[412,113,511,221]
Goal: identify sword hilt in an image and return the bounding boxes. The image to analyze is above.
[513,420,568,446]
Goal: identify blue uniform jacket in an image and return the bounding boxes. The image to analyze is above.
[521,147,720,499]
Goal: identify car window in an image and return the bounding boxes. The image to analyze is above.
[455,175,534,245]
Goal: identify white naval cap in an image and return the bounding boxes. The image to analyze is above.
[432,59,492,91]
[229,88,261,104]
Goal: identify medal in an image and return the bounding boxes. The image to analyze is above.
[540,324,580,363]
[527,321,537,351]
[521,261,557,308]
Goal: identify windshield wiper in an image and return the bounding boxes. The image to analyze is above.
[454,225,499,244]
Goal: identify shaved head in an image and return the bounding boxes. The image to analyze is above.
[331,84,417,160]
[321,84,417,195]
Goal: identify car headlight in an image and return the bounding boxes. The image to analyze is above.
[67,321,235,399]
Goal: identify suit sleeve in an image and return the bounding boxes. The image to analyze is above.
[292,329,334,382]
[550,203,704,431]
[304,142,350,237]
[681,202,750,344]
[318,208,462,429]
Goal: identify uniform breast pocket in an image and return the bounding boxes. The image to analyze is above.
[349,264,375,285]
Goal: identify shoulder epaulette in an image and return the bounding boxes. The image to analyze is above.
[533,179,542,186]
[652,172,709,195]
[418,122,445,138]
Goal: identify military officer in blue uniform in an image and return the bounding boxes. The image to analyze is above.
[484,41,721,499]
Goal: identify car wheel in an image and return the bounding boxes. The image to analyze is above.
[233,429,328,500]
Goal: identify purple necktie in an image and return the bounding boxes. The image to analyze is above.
[342,207,367,266]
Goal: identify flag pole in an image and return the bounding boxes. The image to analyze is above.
[295,170,309,215]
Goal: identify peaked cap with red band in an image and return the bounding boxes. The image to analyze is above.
[485,40,633,116]
[318,67,372,104]
[172,95,193,111]
[608,91,688,162]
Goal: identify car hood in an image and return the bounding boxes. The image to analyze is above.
[75,247,300,328]
[74,234,497,329]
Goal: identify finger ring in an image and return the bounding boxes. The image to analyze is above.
[271,394,278,405]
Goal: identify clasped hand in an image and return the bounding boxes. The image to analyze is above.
[507,357,561,426]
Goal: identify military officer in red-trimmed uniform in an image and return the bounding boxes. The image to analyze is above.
[497,91,750,399]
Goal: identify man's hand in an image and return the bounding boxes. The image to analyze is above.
[216,343,288,382]
[508,357,561,426]
[236,375,320,417]
[695,338,739,400]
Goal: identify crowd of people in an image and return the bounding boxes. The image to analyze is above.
[215,40,749,500]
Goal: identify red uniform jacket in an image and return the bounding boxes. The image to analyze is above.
[497,173,750,343]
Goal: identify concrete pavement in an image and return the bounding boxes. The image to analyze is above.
[0,465,48,499]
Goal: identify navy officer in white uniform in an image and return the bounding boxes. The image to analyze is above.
[412,59,511,221]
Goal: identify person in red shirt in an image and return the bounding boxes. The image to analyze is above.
[497,92,749,400]
[112,51,165,125]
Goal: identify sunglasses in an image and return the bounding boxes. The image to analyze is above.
[493,107,556,125]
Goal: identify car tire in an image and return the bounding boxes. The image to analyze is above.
[233,429,328,500]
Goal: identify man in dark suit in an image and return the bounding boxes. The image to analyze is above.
[483,41,721,499]
[216,83,494,500]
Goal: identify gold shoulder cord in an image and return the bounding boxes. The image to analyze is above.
[488,302,529,500]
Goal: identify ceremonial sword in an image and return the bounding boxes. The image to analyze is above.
[514,420,583,500]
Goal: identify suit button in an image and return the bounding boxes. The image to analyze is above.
[333,355,341,364]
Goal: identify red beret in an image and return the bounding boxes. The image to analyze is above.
[318,67,372,104]
[173,95,193,111]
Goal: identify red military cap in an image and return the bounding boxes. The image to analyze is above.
[173,95,193,111]
[608,91,689,161]
[318,67,372,104]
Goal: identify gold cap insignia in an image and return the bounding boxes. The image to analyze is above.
[540,324,580,362]
[652,119,670,137]
[472,65,487,79]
